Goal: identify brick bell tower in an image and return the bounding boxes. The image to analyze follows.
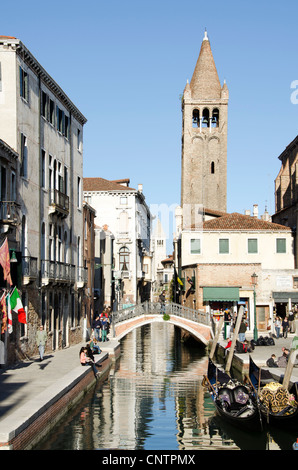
[181,30,229,227]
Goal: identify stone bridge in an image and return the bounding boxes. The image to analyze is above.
[111,302,213,346]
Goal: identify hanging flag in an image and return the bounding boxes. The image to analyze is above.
[10,287,26,324]
[6,293,12,334]
[0,238,12,286]
[0,294,7,333]
[177,276,184,286]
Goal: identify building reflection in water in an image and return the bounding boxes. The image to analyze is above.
[35,323,291,450]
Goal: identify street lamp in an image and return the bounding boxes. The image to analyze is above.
[251,272,258,341]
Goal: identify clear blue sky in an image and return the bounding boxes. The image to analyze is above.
[2,0,298,249]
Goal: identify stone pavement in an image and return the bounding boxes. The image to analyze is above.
[219,332,298,384]
[0,337,120,449]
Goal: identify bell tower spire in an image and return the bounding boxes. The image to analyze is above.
[181,31,229,227]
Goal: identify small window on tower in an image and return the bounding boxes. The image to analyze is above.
[202,108,209,127]
[211,162,215,174]
[192,109,200,128]
[212,108,219,128]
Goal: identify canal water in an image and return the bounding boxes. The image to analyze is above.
[35,323,298,451]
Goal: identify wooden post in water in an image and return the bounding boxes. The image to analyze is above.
[225,306,244,374]
[282,349,298,390]
[209,315,224,360]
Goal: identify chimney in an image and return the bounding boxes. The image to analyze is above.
[138,184,143,193]
[253,204,258,218]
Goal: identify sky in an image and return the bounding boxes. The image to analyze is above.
[2,0,298,251]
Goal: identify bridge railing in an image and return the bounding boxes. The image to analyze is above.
[112,301,210,327]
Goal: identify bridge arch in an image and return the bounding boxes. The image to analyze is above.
[113,312,212,346]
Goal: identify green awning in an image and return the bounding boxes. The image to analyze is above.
[203,287,239,302]
[272,292,298,302]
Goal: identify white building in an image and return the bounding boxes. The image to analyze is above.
[0,36,87,359]
[175,208,298,333]
[83,177,152,306]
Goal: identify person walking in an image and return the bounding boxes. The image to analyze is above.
[238,318,247,342]
[36,325,47,361]
[288,311,295,334]
[159,290,166,315]
[92,314,101,342]
[282,317,289,338]
[100,309,109,342]
[274,316,281,339]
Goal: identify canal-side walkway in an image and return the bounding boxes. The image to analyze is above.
[0,337,120,450]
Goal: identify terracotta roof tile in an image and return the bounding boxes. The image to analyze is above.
[202,212,291,231]
[83,177,135,192]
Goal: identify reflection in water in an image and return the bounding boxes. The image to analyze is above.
[35,324,298,450]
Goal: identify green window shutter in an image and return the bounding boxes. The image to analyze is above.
[276,238,286,253]
[219,238,229,254]
[190,238,201,254]
[248,238,258,253]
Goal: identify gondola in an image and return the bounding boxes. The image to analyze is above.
[203,358,263,431]
[248,356,298,428]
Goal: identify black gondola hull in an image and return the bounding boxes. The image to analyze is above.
[205,359,263,432]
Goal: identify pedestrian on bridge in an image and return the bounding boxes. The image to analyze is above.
[159,291,166,315]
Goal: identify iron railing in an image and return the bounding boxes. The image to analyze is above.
[112,301,210,327]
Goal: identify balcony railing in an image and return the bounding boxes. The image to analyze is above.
[41,259,75,283]
[22,256,38,284]
[49,189,69,217]
[0,201,19,224]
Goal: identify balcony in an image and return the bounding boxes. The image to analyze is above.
[41,259,75,285]
[22,256,38,285]
[77,265,88,288]
[49,189,69,217]
[0,201,19,228]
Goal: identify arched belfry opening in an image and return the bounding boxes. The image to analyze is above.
[202,108,209,128]
[192,109,200,128]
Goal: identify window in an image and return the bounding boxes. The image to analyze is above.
[219,238,229,254]
[19,66,29,101]
[293,277,298,289]
[77,177,81,208]
[20,133,28,178]
[190,239,201,254]
[77,129,82,151]
[211,162,215,174]
[248,238,258,254]
[276,238,286,253]
[41,149,46,188]
[119,247,129,271]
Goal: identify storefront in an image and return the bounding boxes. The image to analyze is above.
[203,286,240,315]
[272,292,298,318]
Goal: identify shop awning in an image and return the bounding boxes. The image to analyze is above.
[203,287,239,302]
[272,292,298,302]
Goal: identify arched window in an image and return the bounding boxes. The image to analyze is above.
[212,108,219,128]
[192,109,200,128]
[119,246,129,271]
[211,162,215,174]
[202,108,209,127]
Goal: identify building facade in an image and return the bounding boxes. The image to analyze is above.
[83,177,152,306]
[175,210,297,333]
[0,36,87,362]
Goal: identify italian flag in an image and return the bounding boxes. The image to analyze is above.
[10,287,26,324]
